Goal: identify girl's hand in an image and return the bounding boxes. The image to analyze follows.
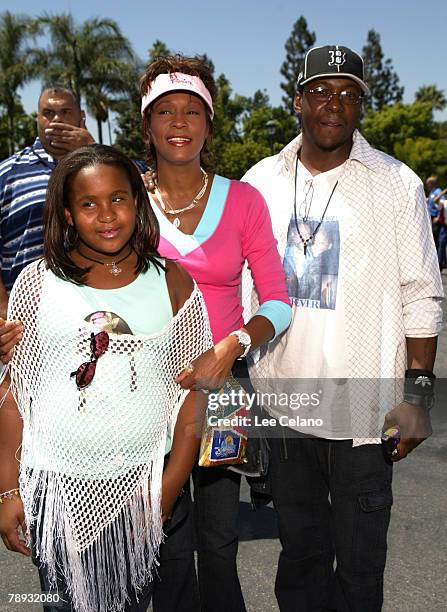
[0,497,30,556]
[175,336,242,391]
[161,479,182,524]
[0,319,24,364]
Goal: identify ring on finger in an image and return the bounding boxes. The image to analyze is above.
[184,363,194,374]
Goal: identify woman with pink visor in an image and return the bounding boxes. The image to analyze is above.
[138,54,291,612]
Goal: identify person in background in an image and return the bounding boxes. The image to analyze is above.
[431,182,447,270]
[0,86,94,317]
[425,175,443,248]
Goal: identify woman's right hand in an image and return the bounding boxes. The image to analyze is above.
[0,497,30,556]
[0,319,24,364]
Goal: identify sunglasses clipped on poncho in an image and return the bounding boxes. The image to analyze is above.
[71,331,109,389]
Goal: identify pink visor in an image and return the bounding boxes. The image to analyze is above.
[141,72,214,118]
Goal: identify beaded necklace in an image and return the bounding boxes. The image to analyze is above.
[293,155,340,255]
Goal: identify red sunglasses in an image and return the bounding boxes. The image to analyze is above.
[71,331,109,389]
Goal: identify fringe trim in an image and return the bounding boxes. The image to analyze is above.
[21,450,164,612]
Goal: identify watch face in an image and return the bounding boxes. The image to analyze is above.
[238,331,251,347]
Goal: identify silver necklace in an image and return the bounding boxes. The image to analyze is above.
[298,180,314,221]
[155,168,208,229]
[293,156,340,255]
[77,249,132,276]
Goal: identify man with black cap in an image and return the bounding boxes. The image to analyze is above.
[242,45,443,611]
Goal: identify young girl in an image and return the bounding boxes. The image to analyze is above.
[0,144,211,612]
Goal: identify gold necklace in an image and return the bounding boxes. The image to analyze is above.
[154,168,208,228]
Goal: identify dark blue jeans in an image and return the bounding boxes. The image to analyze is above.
[437,225,447,269]
[193,466,246,612]
[188,358,252,612]
[269,433,393,612]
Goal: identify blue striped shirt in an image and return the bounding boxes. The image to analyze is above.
[0,138,57,292]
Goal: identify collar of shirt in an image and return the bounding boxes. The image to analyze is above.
[27,137,57,167]
[275,129,385,180]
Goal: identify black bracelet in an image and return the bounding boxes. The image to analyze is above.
[404,369,435,410]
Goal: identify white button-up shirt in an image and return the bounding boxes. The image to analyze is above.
[242,130,444,444]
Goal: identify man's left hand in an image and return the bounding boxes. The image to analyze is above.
[382,401,432,461]
[44,122,95,152]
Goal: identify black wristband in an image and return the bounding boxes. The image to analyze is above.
[404,369,435,410]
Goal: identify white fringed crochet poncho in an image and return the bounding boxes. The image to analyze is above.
[7,260,213,612]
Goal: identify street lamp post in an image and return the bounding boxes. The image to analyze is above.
[265,119,277,155]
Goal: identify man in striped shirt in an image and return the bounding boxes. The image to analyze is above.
[0,86,94,316]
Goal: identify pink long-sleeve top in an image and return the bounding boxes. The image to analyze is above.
[150,175,290,343]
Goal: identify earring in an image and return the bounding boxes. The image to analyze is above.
[64,225,78,250]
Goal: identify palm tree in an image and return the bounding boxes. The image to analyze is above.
[0,11,40,155]
[415,85,447,112]
[38,13,136,143]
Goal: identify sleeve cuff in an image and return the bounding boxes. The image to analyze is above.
[255,299,292,341]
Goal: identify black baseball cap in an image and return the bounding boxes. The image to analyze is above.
[296,45,369,93]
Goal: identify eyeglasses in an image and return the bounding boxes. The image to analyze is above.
[303,86,363,106]
[71,331,109,389]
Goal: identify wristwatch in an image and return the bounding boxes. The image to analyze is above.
[229,329,252,360]
[404,369,436,411]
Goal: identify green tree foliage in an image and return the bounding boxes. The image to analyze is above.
[38,13,135,143]
[361,101,435,154]
[214,141,270,180]
[114,40,172,160]
[248,89,270,111]
[0,11,40,155]
[148,40,170,62]
[214,105,297,180]
[280,16,315,114]
[211,74,248,172]
[394,137,447,183]
[197,53,215,75]
[437,121,447,140]
[361,101,447,181]
[213,84,298,178]
[112,75,144,159]
[415,84,447,112]
[0,101,36,160]
[243,106,297,150]
[362,30,404,111]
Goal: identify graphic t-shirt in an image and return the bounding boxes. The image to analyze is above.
[267,160,351,438]
[74,263,175,454]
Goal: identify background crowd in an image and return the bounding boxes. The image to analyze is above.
[426,175,447,270]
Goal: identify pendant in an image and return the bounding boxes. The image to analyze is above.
[303,236,313,256]
[109,263,122,276]
[173,217,181,229]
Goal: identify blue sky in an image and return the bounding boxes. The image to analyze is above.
[8,0,447,142]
